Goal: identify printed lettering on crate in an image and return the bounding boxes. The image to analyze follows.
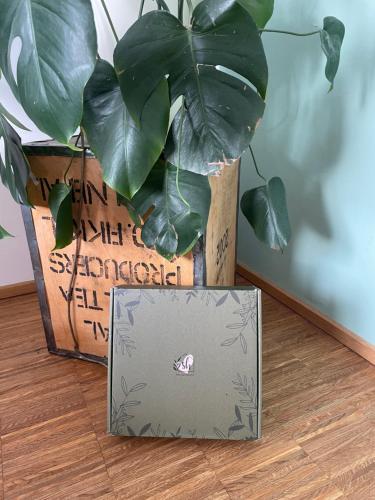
[22,141,239,362]
[108,286,262,441]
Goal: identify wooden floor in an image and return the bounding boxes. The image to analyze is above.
[0,279,374,499]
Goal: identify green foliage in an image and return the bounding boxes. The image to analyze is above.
[120,161,211,260]
[237,0,274,28]
[320,17,345,90]
[114,0,267,175]
[82,60,170,199]
[0,0,346,260]
[0,103,29,131]
[0,113,31,206]
[241,177,291,251]
[0,0,97,146]
[0,224,12,240]
[48,184,74,250]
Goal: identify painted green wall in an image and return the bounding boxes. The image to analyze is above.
[238,0,375,345]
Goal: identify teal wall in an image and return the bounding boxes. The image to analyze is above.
[238,0,375,345]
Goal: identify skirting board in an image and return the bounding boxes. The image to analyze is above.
[237,264,375,366]
[2,271,374,365]
[0,280,37,300]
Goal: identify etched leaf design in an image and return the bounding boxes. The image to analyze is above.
[116,301,122,319]
[127,426,136,436]
[248,413,254,432]
[130,383,147,392]
[230,291,241,304]
[141,291,155,303]
[127,309,134,326]
[240,334,248,354]
[140,423,152,436]
[226,323,246,330]
[228,424,245,433]
[216,293,229,307]
[123,414,135,422]
[125,301,141,308]
[121,376,128,396]
[213,427,227,439]
[235,405,242,423]
[221,338,238,347]
[124,401,141,407]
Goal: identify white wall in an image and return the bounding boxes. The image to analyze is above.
[237,0,375,346]
[0,80,47,285]
[1,1,373,347]
[0,0,139,286]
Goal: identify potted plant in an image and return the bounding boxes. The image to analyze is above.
[0,0,344,361]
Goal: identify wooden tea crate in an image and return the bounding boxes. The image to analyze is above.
[22,140,240,364]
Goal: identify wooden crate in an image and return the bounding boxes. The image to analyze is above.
[22,141,239,364]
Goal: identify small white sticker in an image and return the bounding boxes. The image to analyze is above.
[174,354,194,375]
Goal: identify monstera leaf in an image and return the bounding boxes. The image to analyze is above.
[121,161,211,260]
[82,60,170,199]
[237,0,274,28]
[0,0,97,146]
[0,113,31,206]
[0,103,29,131]
[154,0,169,10]
[48,184,74,250]
[166,67,265,174]
[320,17,345,90]
[0,224,12,240]
[114,0,267,175]
[241,177,291,251]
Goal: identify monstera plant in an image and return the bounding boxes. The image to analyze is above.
[0,0,345,260]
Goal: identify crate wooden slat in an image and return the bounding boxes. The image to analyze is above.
[22,141,239,363]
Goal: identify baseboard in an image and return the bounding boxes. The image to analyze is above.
[237,264,375,366]
[0,280,37,300]
[2,271,374,365]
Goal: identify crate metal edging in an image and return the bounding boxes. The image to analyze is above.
[21,205,108,365]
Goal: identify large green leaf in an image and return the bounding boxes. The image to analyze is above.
[121,161,211,260]
[166,67,265,174]
[0,224,13,240]
[0,113,31,206]
[241,177,291,251]
[320,17,345,90]
[0,103,30,131]
[114,0,267,175]
[0,0,97,145]
[153,0,169,10]
[236,0,274,28]
[48,183,74,250]
[82,60,170,200]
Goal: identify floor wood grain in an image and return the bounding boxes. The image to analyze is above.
[0,282,374,499]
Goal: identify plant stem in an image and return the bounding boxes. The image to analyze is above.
[99,0,119,43]
[178,0,184,22]
[259,28,321,37]
[63,133,82,184]
[154,0,170,11]
[67,128,88,353]
[139,0,146,18]
[176,97,190,209]
[186,0,193,17]
[249,146,267,183]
